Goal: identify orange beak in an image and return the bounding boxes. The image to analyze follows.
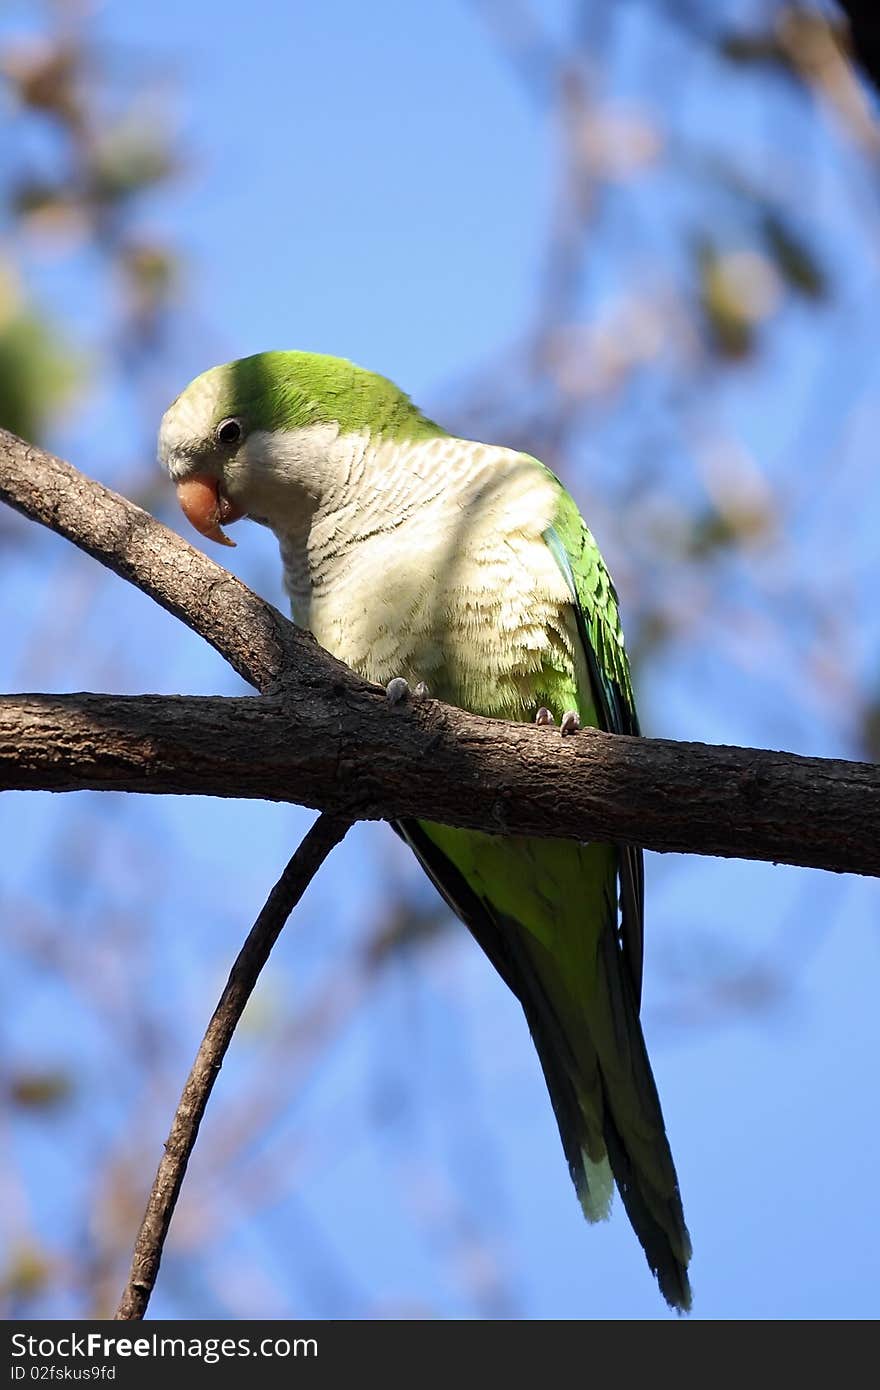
[176,474,245,548]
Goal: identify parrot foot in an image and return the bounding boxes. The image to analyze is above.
[385,677,429,706]
[560,710,581,736]
[535,707,555,726]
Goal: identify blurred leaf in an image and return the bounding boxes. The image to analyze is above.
[719,30,792,70]
[694,237,754,358]
[1,41,80,123]
[685,501,772,558]
[122,242,177,296]
[120,242,179,323]
[694,238,782,359]
[0,1243,52,1301]
[365,902,452,969]
[761,212,827,299]
[12,179,67,218]
[0,266,80,441]
[11,179,86,239]
[89,122,176,205]
[8,1069,74,1110]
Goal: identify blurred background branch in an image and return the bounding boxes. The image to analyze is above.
[836,2,880,94]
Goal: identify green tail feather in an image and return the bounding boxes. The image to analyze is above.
[505,904,692,1312]
[396,819,692,1312]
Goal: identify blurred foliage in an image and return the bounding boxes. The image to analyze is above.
[364,901,453,970]
[7,1067,74,1109]
[0,264,75,438]
[0,1243,52,1306]
[760,211,827,299]
[683,499,773,559]
[695,238,773,359]
[694,218,826,359]
[0,26,181,442]
[719,8,849,78]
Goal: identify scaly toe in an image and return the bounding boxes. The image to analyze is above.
[560,710,581,736]
[535,707,555,727]
[385,677,411,706]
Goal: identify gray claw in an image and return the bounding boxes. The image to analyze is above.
[535,707,555,727]
[386,677,429,705]
[385,677,411,706]
[560,710,581,736]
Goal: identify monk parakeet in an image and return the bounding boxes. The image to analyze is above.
[159,351,691,1310]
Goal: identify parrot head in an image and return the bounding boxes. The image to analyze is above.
[158,350,443,546]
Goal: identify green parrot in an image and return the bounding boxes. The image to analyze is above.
[159,350,692,1310]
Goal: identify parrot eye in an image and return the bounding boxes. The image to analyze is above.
[216,417,243,447]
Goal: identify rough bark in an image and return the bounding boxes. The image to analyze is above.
[2,691,879,877]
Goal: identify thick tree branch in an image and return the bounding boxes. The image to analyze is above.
[114,812,352,1321]
[1,691,879,877]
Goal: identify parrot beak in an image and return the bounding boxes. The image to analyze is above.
[176,475,245,548]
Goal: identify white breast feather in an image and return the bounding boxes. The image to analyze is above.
[278,434,575,717]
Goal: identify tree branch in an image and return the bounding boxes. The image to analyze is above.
[0,426,304,693]
[114,812,352,1321]
[2,690,879,877]
[837,1,880,95]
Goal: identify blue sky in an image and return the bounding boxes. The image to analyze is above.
[2,0,879,1321]
[115,0,550,394]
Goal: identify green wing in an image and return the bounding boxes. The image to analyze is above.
[394,468,690,1310]
[543,493,646,1006]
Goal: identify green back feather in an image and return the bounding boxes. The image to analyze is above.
[544,487,645,1006]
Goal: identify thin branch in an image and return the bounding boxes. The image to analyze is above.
[2,691,880,877]
[113,812,352,1321]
